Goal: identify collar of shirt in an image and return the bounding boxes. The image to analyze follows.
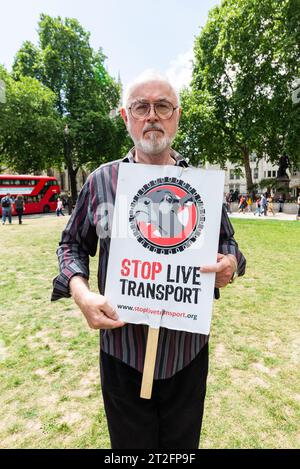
[122,147,189,168]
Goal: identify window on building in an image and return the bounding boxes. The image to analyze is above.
[253,168,259,179]
[267,170,272,177]
[230,169,243,180]
[272,170,277,177]
[60,173,65,190]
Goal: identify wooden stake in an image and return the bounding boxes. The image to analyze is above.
[140,327,160,399]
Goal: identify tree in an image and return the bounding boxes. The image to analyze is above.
[174,0,300,191]
[13,15,125,201]
[12,41,44,82]
[0,65,61,173]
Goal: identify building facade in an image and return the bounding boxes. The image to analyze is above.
[204,156,300,198]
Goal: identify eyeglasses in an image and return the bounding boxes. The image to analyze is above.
[128,100,178,120]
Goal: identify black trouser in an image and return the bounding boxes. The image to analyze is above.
[16,208,23,224]
[100,343,209,449]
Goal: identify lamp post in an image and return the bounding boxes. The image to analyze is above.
[63,124,75,214]
[63,124,71,195]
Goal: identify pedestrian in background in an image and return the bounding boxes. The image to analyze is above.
[238,195,247,213]
[267,196,274,216]
[260,194,268,216]
[225,192,232,213]
[1,193,13,225]
[254,196,261,216]
[246,194,252,212]
[15,194,25,224]
[278,195,285,213]
[56,197,65,216]
[67,193,73,215]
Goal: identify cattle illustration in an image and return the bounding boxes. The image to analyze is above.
[132,188,195,238]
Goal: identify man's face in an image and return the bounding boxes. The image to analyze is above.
[121,80,181,155]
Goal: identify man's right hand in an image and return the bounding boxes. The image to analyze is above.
[70,276,125,330]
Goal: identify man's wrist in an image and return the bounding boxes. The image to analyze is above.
[70,275,90,306]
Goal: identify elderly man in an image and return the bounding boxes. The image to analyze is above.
[52,71,246,449]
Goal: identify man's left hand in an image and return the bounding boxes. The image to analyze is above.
[200,253,237,288]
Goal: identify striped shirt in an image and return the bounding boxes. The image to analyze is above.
[51,148,246,379]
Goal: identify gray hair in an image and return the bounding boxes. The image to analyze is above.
[122,69,180,108]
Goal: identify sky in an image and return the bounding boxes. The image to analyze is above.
[0,0,220,91]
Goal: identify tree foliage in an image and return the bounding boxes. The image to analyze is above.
[12,41,44,82]
[11,14,126,201]
[0,65,61,173]
[174,0,300,190]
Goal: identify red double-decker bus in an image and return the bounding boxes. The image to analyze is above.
[0,175,60,215]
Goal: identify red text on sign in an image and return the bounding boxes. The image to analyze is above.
[121,259,162,281]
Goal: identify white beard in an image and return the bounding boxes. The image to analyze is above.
[127,120,175,155]
[135,133,172,155]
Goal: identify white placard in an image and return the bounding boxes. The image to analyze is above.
[105,163,224,334]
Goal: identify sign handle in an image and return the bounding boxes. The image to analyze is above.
[140,327,160,399]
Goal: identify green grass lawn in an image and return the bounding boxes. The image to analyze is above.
[0,215,299,448]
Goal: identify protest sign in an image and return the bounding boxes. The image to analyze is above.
[105,163,224,398]
[105,163,225,335]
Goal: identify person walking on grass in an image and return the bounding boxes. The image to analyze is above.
[51,71,246,449]
[14,194,25,224]
[1,193,13,225]
[56,197,65,216]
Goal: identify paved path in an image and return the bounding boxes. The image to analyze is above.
[229,211,298,221]
[5,210,299,222]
